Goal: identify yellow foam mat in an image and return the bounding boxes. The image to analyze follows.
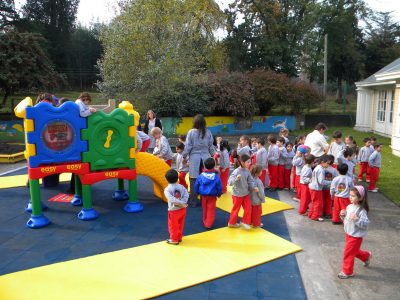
[0,227,301,300]
[0,173,71,189]
[216,186,293,217]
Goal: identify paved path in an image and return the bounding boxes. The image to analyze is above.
[279,190,400,300]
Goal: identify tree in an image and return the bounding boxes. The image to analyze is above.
[0,0,19,30]
[0,31,65,106]
[98,0,226,102]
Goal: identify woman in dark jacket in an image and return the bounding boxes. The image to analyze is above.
[143,110,162,152]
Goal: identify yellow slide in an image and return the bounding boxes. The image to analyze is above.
[135,152,169,202]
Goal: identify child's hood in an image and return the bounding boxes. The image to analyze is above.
[199,172,217,185]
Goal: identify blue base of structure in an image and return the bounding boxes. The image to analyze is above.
[112,190,129,201]
[123,201,144,213]
[25,201,47,213]
[71,195,83,206]
[78,208,99,221]
[26,215,50,229]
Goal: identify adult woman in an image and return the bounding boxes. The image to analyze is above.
[143,110,162,152]
[182,114,216,207]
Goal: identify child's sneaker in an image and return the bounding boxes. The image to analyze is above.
[166,239,179,245]
[368,189,378,193]
[364,252,372,267]
[292,197,300,202]
[317,217,324,222]
[338,271,353,279]
[228,223,240,228]
[240,223,251,230]
[358,179,363,182]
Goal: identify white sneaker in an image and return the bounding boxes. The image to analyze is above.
[317,217,324,222]
[358,179,363,182]
[368,189,378,193]
[240,223,251,230]
[228,223,240,228]
[364,252,372,267]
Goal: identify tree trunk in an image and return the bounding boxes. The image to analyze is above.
[337,77,342,104]
[0,89,10,107]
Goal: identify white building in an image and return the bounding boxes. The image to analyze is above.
[354,58,400,157]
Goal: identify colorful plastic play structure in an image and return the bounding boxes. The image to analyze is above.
[14,98,170,228]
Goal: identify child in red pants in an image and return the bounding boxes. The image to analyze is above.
[277,137,287,189]
[151,127,173,166]
[219,140,231,193]
[322,155,338,218]
[250,165,265,227]
[298,154,315,215]
[173,142,189,189]
[195,158,222,229]
[357,137,371,181]
[368,144,382,192]
[330,163,353,224]
[228,154,258,230]
[164,169,189,245]
[255,137,267,187]
[338,185,371,279]
[292,145,309,200]
[267,134,279,191]
[284,143,295,190]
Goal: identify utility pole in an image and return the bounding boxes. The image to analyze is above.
[324,34,328,112]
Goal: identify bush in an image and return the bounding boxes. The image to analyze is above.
[287,80,322,114]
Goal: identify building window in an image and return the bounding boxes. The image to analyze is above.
[389,89,395,123]
[377,90,387,122]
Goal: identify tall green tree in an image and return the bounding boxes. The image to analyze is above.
[0,0,19,30]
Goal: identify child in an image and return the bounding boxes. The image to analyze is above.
[328,131,346,168]
[322,155,338,218]
[173,142,189,189]
[277,137,287,189]
[292,135,306,191]
[345,135,355,148]
[178,134,186,145]
[250,165,266,227]
[75,92,96,117]
[298,154,315,215]
[58,97,72,105]
[228,154,258,229]
[368,144,382,192]
[164,169,189,245]
[36,93,55,105]
[137,130,151,152]
[308,155,332,221]
[284,143,295,190]
[151,127,174,166]
[337,147,356,181]
[195,158,222,229]
[279,128,290,146]
[357,137,371,181]
[255,137,267,187]
[215,136,222,151]
[251,137,258,153]
[237,135,252,157]
[330,164,353,224]
[267,134,279,191]
[219,140,231,193]
[292,145,309,201]
[366,137,377,182]
[338,185,371,279]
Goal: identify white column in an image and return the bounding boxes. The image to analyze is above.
[354,87,373,132]
[391,84,400,157]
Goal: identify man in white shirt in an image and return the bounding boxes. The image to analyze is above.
[305,123,329,158]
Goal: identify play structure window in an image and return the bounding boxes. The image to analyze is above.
[41,120,75,152]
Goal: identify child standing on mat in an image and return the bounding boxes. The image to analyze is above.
[164,169,189,245]
[330,164,353,224]
[338,185,371,279]
[267,134,279,191]
[219,140,231,193]
[368,144,382,192]
[250,165,265,228]
[173,142,189,189]
[298,154,315,215]
[151,127,174,166]
[195,158,222,229]
[228,154,258,230]
[255,137,267,187]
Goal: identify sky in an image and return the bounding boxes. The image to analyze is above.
[15,0,400,29]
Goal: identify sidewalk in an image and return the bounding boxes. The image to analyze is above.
[279,190,400,300]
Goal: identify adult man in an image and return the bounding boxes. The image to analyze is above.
[305,123,329,158]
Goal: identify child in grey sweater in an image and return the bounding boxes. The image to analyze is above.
[151,127,174,166]
[250,165,266,228]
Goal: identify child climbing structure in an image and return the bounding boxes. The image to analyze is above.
[14,98,170,229]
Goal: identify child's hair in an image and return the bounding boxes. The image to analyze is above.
[337,163,348,175]
[319,154,331,163]
[58,97,72,105]
[204,157,216,170]
[256,137,265,146]
[165,169,179,184]
[178,134,186,142]
[363,137,371,143]
[220,140,230,152]
[279,128,289,136]
[250,165,262,177]
[240,135,250,146]
[350,185,369,212]
[36,93,54,105]
[294,135,305,146]
[343,147,354,158]
[193,114,207,138]
[346,135,354,143]
[79,92,92,102]
[251,137,257,143]
[370,136,377,142]
[150,127,162,136]
[327,154,335,165]
[176,142,185,151]
[304,154,315,165]
[277,137,285,144]
[374,143,381,149]
[268,134,277,144]
[332,131,342,139]
[238,154,251,167]
[286,142,293,149]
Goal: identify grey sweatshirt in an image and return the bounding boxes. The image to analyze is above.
[337,150,356,179]
[309,165,331,191]
[292,155,305,175]
[300,164,312,184]
[164,183,189,211]
[328,141,346,164]
[228,167,255,197]
[153,136,174,161]
[173,152,189,173]
[256,147,267,168]
[368,151,381,168]
[343,204,370,238]
[237,145,251,157]
[219,149,230,169]
[330,175,353,198]
[323,166,338,190]
[358,146,371,162]
[284,150,295,170]
[267,144,279,166]
[135,132,143,151]
[278,146,287,165]
[250,177,265,205]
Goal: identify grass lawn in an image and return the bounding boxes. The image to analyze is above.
[291,127,400,205]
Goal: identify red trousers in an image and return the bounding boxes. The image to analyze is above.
[368,167,380,190]
[332,196,350,223]
[229,195,252,225]
[268,165,279,188]
[213,153,220,165]
[322,189,332,216]
[342,234,370,275]
[295,175,301,198]
[219,167,229,193]
[332,164,337,169]
[298,183,311,215]
[291,167,296,189]
[251,204,262,227]
[308,189,323,220]
[277,165,285,188]
[259,169,267,187]
[168,208,186,242]
[140,139,151,152]
[165,159,172,167]
[202,196,217,228]
[283,168,291,189]
[178,171,188,189]
[358,162,368,180]
[251,153,257,165]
